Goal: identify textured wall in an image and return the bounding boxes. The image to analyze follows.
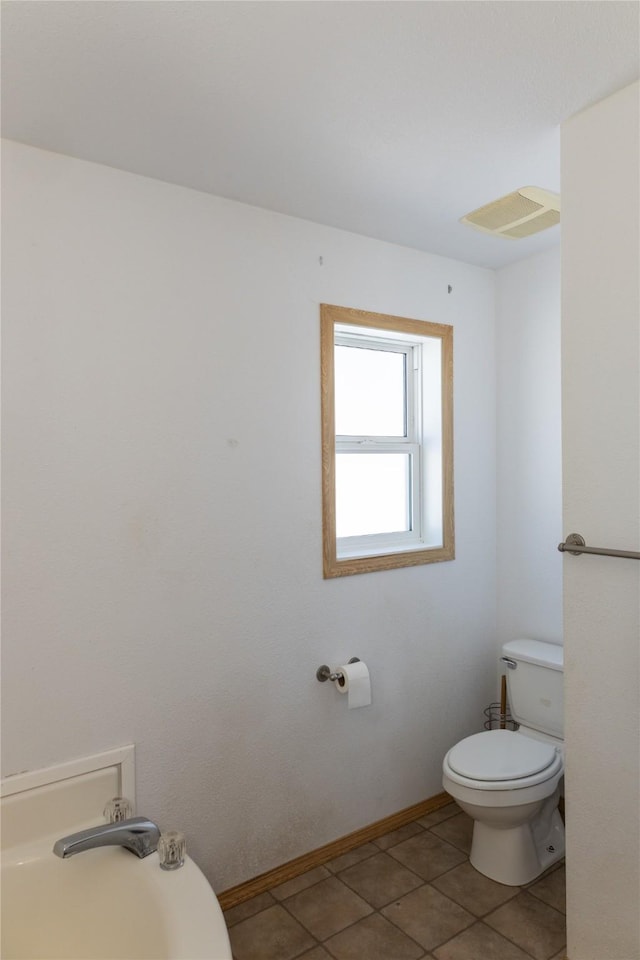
[1,140,497,891]
[562,81,640,960]
[496,247,563,654]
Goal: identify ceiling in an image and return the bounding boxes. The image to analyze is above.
[2,1,639,269]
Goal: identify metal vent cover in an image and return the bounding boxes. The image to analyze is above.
[461,187,560,239]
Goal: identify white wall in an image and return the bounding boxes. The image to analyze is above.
[562,81,640,960]
[1,140,497,891]
[496,247,563,653]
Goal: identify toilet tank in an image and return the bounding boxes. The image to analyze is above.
[502,639,564,739]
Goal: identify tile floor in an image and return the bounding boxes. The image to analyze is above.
[223,803,566,960]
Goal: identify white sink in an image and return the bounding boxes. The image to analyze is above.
[1,748,232,960]
[2,843,233,960]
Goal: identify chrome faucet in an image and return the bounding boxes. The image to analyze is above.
[53,816,160,859]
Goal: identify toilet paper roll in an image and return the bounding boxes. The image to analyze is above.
[336,661,371,709]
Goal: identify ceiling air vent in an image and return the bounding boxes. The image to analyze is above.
[460,187,560,239]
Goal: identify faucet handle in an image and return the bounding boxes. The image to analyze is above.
[104,797,134,823]
[158,830,186,870]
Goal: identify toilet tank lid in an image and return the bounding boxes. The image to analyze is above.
[502,639,563,671]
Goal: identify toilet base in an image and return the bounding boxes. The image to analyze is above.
[469,794,565,886]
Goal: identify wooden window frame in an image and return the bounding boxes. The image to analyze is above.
[321,304,454,578]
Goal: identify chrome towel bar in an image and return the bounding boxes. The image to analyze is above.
[558,532,640,561]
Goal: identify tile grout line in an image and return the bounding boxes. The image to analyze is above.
[226,810,565,960]
[327,858,563,960]
[227,814,471,955]
[278,880,436,960]
[479,888,567,960]
[378,880,475,959]
[276,819,476,959]
[270,821,434,908]
[225,805,462,923]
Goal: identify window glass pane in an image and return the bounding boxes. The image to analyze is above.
[336,453,410,538]
[335,345,406,436]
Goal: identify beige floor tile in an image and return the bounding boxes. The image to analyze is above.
[485,891,566,960]
[416,803,459,829]
[324,842,379,874]
[433,921,533,960]
[430,813,474,855]
[297,947,334,960]
[228,903,316,960]
[223,890,277,927]
[324,911,425,960]
[374,820,425,850]
[381,883,475,952]
[271,865,332,901]
[338,851,424,908]
[526,858,564,883]
[225,814,566,960]
[388,831,468,881]
[284,875,373,940]
[528,864,566,914]
[432,861,520,916]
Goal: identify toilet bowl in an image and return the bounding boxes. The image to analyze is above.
[443,729,564,885]
[442,639,565,886]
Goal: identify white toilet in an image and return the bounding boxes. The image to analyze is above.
[442,639,564,886]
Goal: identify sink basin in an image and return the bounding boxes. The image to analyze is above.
[2,843,232,960]
[1,750,232,960]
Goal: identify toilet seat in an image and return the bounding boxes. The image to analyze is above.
[448,730,557,781]
[444,730,563,792]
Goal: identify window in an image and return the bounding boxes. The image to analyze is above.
[321,304,454,577]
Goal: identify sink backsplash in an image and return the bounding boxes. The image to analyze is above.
[1,746,135,852]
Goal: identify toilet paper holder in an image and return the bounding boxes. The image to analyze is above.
[316,658,360,687]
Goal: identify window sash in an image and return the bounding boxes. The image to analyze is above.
[334,333,413,440]
[321,304,454,578]
[335,444,422,556]
[334,331,422,554]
